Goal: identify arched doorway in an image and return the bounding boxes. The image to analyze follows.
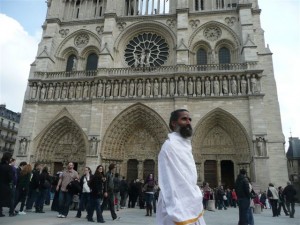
[127,159,138,182]
[221,160,234,189]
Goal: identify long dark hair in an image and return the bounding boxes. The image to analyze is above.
[94,165,105,178]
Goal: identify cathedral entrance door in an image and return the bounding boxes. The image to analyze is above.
[127,159,138,182]
[221,160,234,189]
[143,159,155,180]
[204,160,217,188]
[54,162,63,174]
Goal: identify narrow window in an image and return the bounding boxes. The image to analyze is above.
[219,47,230,64]
[197,48,207,65]
[86,53,98,71]
[66,54,77,72]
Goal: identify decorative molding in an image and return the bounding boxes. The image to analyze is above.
[74,33,90,48]
[189,19,200,29]
[204,26,222,41]
[59,29,69,38]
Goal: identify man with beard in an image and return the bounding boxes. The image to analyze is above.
[157,109,206,225]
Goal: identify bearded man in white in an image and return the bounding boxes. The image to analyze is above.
[157,109,206,225]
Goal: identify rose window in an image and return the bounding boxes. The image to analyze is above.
[125,33,169,67]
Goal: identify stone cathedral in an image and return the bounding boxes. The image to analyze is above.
[15,0,288,189]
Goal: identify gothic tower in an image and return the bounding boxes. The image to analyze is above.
[15,0,287,189]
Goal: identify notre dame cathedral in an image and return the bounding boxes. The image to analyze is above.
[15,0,288,189]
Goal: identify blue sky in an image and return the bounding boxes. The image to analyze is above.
[0,0,299,147]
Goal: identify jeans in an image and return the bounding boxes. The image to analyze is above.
[286,200,295,217]
[76,193,91,217]
[26,188,38,210]
[238,198,250,225]
[269,199,278,216]
[89,197,104,222]
[247,207,254,225]
[113,192,121,211]
[101,192,117,219]
[35,189,47,211]
[58,191,73,217]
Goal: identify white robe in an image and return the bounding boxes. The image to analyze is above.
[157,132,206,225]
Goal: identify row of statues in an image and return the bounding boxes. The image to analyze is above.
[29,75,260,100]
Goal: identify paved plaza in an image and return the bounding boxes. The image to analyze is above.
[1,205,299,225]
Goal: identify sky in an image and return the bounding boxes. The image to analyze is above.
[0,0,299,148]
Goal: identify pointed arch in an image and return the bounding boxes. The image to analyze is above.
[34,108,88,163]
[101,103,169,160]
[192,108,251,163]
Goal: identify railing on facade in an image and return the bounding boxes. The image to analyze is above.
[0,123,18,132]
[192,0,238,12]
[29,62,262,103]
[34,63,259,79]
[0,134,17,143]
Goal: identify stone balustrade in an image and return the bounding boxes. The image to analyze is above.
[28,70,262,102]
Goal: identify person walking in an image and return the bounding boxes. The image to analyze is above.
[35,166,51,213]
[56,162,79,218]
[157,109,206,225]
[143,173,155,216]
[120,176,129,209]
[76,167,92,218]
[278,186,289,216]
[235,168,251,225]
[282,181,297,218]
[0,152,13,217]
[267,183,279,217]
[113,173,121,211]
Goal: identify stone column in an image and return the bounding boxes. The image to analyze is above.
[217,160,221,186]
[138,160,144,180]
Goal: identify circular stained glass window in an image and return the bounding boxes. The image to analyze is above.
[125,33,169,67]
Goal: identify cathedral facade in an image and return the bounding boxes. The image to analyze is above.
[15,0,287,189]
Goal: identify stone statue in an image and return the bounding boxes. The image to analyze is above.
[90,140,98,155]
[214,78,219,96]
[231,77,237,95]
[129,80,135,97]
[153,79,159,96]
[72,57,77,71]
[256,137,264,156]
[145,52,151,67]
[251,75,257,93]
[47,84,54,99]
[76,83,82,99]
[205,77,210,95]
[83,83,89,98]
[140,49,146,66]
[222,77,228,94]
[19,139,27,155]
[241,76,247,95]
[187,78,193,95]
[54,83,61,99]
[31,84,37,99]
[90,83,96,98]
[196,78,201,95]
[169,79,175,96]
[145,79,151,97]
[61,84,68,99]
[137,80,143,96]
[113,81,119,97]
[134,53,139,67]
[68,83,75,99]
[105,81,111,97]
[97,81,103,97]
[161,79,167,96]
[40,84,46,99]
[178,78,184,95]
[121,80,127,97]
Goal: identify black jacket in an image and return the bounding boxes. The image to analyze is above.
[282,184,297,202]
[0,162,13,206]
[235,174,250,199]
[89,175,104,198]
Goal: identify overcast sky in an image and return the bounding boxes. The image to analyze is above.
[0,0,299,148]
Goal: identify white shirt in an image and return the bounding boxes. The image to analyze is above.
[156,132,206,225]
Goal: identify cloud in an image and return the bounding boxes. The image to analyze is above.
[0,14,41,113]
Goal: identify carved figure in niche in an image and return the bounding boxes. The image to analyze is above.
[169,78,175,96]
[214,77,219,96]
[241,76,247,95]
[61,83,68,99]
[231,77,237,95]
[137,80,143,96]
[205,77,210,95]
[113,81,119,97]
[196,78,201,95]
[105,81,111,97]
[178,78,184,95]
[90,83,96,98]
[40,84,46,99]
[129,80,135,97]
[145,79,151,97]
[54,83,61,99]
[140,49,146,66]
[121,80,127,97]
[97,81,103,97]
[83,82,90,98]
[153,79,159,96]
[188,78,193,95]
[134,53,139,67]
[161,79,167,96]
[251,75,258,93]
[222,77,228,94]
[256,137,265,156]
[19,139,27,155]
[47,84,54,99]
[31,84,37,99]
[76,83,82,99]
[68,83,75,99]
[72,57,77,71]
[145,52,151,67]
[90,139,98,155]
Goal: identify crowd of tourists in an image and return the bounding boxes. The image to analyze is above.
[0,152,160,223]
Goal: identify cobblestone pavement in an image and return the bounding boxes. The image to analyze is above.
[1,205,299,225]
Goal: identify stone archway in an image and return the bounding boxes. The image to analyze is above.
[101,103,169,179]
[193,108,251,186]
[35,115,88,174]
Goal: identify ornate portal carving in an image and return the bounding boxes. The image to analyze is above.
[204,27,222,41]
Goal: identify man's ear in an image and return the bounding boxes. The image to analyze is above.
[171,121,177,130]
